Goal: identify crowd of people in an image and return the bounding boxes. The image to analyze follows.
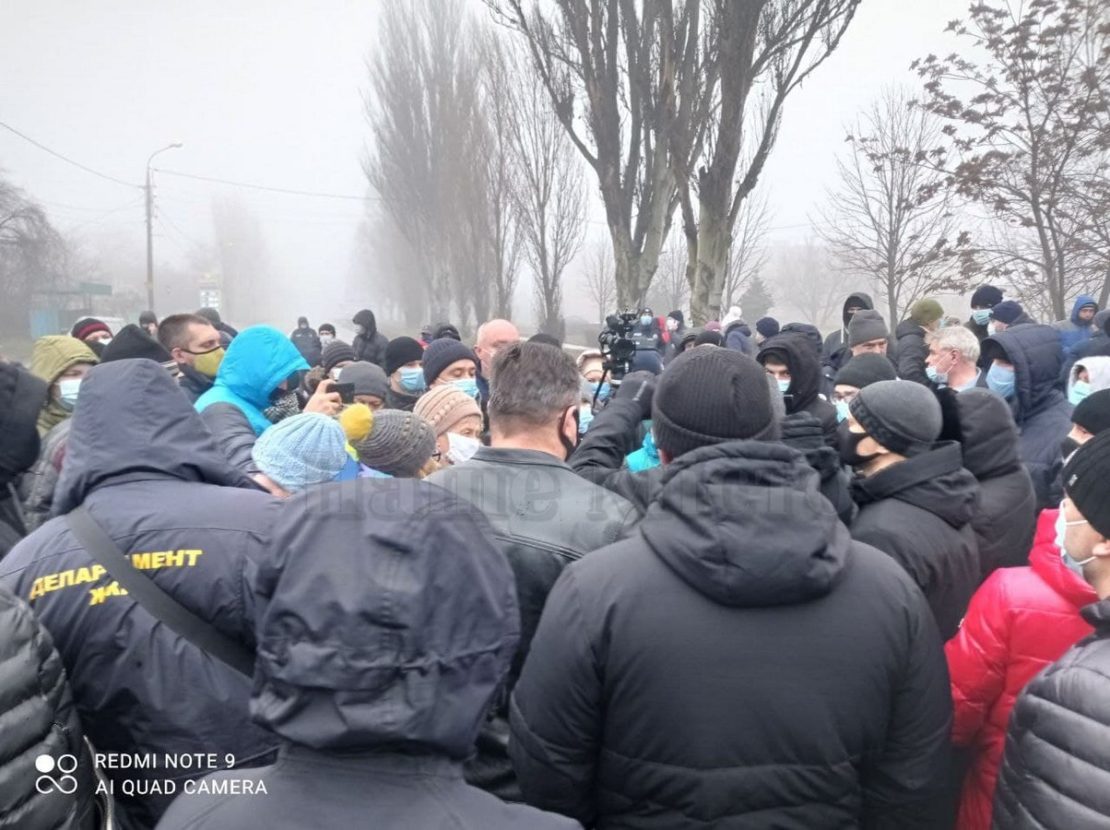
[1,285,1110,829]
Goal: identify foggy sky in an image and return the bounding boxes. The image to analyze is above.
[1,0,971,330]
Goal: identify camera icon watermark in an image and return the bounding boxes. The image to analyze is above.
[35,754,79,795]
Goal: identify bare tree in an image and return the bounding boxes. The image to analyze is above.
[770,238,855,330]
[647,240,691,315]
[581,240,617,325]
[912,0,1110,318]
[0,176,67,335]
[509,41,588,337]
[680,0,861,324]
[721,192,770,310]
[818,87,962,326]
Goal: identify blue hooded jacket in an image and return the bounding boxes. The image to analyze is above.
[1053,294,1098,352]
[195,325,308,435]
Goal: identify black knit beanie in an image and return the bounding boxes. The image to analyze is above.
[835,354,897,390]
[100,324,171,364]
[422,338,478,385]
[755,317,780,339]
[847,310,889,347]
[1063,429,1110,537]
[848,380,942,457]
[1074,389,1110,437]
[322,340,357,373]
[652,348,779,460]
[971,285,1004,309]
[384,337,425,376]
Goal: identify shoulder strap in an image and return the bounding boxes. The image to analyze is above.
[65,506,255,677]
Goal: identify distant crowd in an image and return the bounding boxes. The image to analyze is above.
[2,283,1110,829]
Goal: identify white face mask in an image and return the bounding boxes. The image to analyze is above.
[446,432,481,465]
[1056,504,1094,577]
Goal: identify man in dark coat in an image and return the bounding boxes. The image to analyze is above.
[758,332,839,446]
[894,298,944,385]
[1061,309,1110,386]
[982,324,1072,509]
[351,308,389,368]
[938,388,1037,582]
[0,362,46,557]
[966,284,1003,342]
[0,583,98,829]
[428,342,636,799]
[511,347,952,828]
[289,315,322,367]
[822,290,874,362]
[992,431,1110,828]
[157,479,577,830]
[845,380,981,639]
[0,360,280,829]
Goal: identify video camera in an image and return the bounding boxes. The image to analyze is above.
[597,311,640,383]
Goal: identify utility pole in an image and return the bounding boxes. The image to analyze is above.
[144,143,183,313]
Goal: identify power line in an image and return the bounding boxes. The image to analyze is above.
[0,120,141,189]
[154,167,378,202]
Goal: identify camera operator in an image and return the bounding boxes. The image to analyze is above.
[630,307,665,357]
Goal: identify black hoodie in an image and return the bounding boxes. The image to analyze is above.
[822,291,875,360]
[0,360,279,829]
[939,388,1037,581]
[759,332,839,446]
[511,440,952,829]
[352,308,390,368]
[850,441,981,639]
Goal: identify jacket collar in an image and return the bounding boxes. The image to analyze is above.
[472,446,570,470]
[1081,598,1110,631]
[279,743,463,779]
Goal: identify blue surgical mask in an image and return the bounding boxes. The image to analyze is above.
[972,309,992,326]
[987,363,1015,400]
[640,315,652,327]
[57,378,82,411]
[925,365,948,386]
[591,380,611,402]
[453,377,480,401]
[1056,507,1094,578]
[1069,380,1092,406]
[835,400,850,423]
[776,379,791,395]
[399,367,426,394]
[578,404,594,435]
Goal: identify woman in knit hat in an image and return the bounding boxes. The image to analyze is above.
[414,385,483,466]
[28,335,99,436]
[250,412,352,497]
[349,409,438,478]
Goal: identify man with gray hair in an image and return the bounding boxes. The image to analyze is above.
[926,325,982,391]
[428,341,636,801]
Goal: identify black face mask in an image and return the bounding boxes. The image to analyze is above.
[839,427,880,469]
[559,408,580,462]
[1061,436,1081,460]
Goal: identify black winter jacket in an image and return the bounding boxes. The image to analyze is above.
[157,478,578,830]
[759,333,839,446]
[992,599,1110,828]
[289,326,322,367]
[982,325,1072,510]
[511,440,952,829]
[176,363,214,404]
[352,309,389,368]
[849,442,981,640]
[941,388,1037,581]
[0,583,97,830]
[0,361,280,830]
[571,398,856,524]
[894,319,931,386]
[822,291,875,365]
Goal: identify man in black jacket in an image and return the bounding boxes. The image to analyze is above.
[758,331,839,446]
[289,315,322,367]
[0,360,280,829]
[894,298,944,385]
[351,308,389,368]
[845,380,981,639]
[511,347,952,828]
[993,431,1110,828]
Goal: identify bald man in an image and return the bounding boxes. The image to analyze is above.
[474,319,520,408]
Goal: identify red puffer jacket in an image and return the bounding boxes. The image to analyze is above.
[944,508,1096,830]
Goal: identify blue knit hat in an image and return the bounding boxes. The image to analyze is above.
[251,412,349,493]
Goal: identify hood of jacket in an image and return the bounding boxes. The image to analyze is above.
[353,308,378,338]
[948,388,1024,480]
[842,292,874,329]
[852,441,979,529]
[250,478,518,757]
[1071,356,1110,393]
[29,336,99,436]
[1071,294,1098,326]
[779,323,824,360]
[1029,508,1098,609]
[54,360,254,514]
[984,325,1066,423]
[210,325,308,411]
[758,332,821,413]
[639,440,849,608]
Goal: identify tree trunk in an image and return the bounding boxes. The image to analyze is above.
[691,204,730,324]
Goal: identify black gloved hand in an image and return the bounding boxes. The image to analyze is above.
[615,371,657,420]
[779,411,825,452]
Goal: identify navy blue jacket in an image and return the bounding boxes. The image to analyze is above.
[0,360,280,830]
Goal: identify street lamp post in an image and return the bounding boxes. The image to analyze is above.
[145,142,183,312]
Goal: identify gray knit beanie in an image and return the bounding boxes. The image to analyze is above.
[339,361,389,400]
[849,380,942,457]
[352,410,436,477]
[847,310,889,347]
